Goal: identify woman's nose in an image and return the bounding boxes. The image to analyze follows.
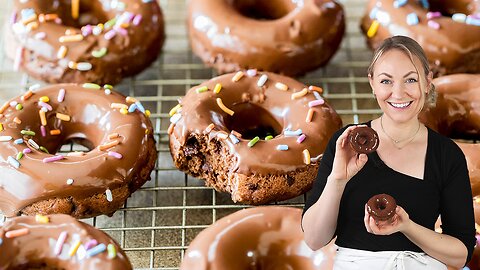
[390,82,405,98]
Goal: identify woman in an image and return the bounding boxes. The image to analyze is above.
[302,36,475,269]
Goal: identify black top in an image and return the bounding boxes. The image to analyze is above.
[303,122,476,264]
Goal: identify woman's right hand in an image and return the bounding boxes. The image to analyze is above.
[329,125,369,185]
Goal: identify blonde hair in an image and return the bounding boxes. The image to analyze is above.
[368,36,436,108]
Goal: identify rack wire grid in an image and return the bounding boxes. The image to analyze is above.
[0,0,382,269]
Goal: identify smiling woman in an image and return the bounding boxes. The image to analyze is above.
[302,36,476,270]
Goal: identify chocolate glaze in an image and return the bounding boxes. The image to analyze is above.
[348,126,379,154]
[5,0,165,85]
[170,71,342,175]
[361,0,480,76]
[187,0,345,76]
[180,206,336,270]
[0,214,131,269]
[367,193,397,222]
[419,74,480,196]
[0,84,155,217]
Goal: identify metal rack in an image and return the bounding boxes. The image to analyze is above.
[0,0,381,268]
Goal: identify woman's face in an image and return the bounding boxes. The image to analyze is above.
[369,49,429,124]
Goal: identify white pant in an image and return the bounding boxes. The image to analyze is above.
[333,247,448,270]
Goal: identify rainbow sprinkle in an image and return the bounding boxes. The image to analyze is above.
[284,129,302,137]
[108,151,123,159]
[105,189,113,202]
[43,155,64,163]
[86,243,107,257]
[8,156,20,168]
[107,244,117,259]
[85,239,98,250]
[35,214,49,224]
[232,71,244,82]
[248,136,260,147]
[54,231,68,255]
[276,145,289,151]
[257,74,268,87]
[58,89,66,102]
[5,228,29,238]
[216,98,234,116]
[69,240,82,257]
[297,134,306,143]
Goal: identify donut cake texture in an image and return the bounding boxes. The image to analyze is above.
[419,74,480,197]
[5,0,165,85]
[0,84,157,218]
[180,206,336,270]
[0,214,132,269]
[187,0,345,76]
[361,0,480,76]
[169,71,342,205]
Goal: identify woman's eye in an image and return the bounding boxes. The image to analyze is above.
[406,78,418,83]
[380,79,391,84]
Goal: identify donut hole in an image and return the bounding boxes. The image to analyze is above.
[231,0,296,20]
[376,198,387,210]
[429,1,478,16]
[55,137,95,155]
[225,103,282,140]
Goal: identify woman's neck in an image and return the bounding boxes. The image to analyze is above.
[376,115,421,144]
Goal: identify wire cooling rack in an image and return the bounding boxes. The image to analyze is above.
[0,0,381,268]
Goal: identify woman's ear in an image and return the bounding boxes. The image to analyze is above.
[426,71,433,93]
[368,73,375,93]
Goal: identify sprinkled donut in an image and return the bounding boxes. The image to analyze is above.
[169,71,342,205]
[5,0,165,85]
[180,206,336,269]
[187,0,345,76]
[348,126,379,154]
[0,83,157,218]
[0,214,132,269]
[419,74,480,197]
[367,193,397,222]
[361,0,480,76]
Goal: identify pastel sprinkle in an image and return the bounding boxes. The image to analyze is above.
[275,82,288,91]
[229,134,240,144]
[216,131,229,140]
[232,71,244,82]
[265,135,273,140]
[35,214,49,224]
[104,84,113,89]
[56,113,71,121]
[128,103,137,113]
[419,0,429,9]
[452,13,467,23]
[98,140,120,151]
[38,101,52,111]
[393,0,407,8]
[466,16,480,26]
[50,129,61,135]
[39,146,49,154]
[5,228,29,238]
[132,14,143,25]
[276,145,289,151]
[257,74,268,87]
[246,69,257,77]
[308,85,323,93]
[21,130,35,136]
[57,45,68,59]
[111,103,128,110]
[69,240,82,257]
[86,243,107,257]
[284,129,302,137]
[15,104,23,110]
[196,86,208,93]
[67,152,85,157]
[0,136,13,142]
[77,62,93,71]
[213,83,222,94]
[13,117,22,124]
[205,123,215,133]
[16,152,23,160]
[40,126,46,137]
[308,99,325,107]
[297,134,306,143]
[170,113,182,124]
[107,244,117,259]
[306,108,315,122]
[59,34,83,43]
[84,239,98,250]
[105,189,113,202]
[10,101,17,107]
[135,101,145,113]
[43,155,64,163]
[104,29,117,40]
[108,151,123,159]
[21,90,34,101]
[39,96,50,103]
[169,104,181,116]
[291,88,308,100]
[248,136,260,147]
[83,83,101,89]
[66,178,74,185]
[34,32,46,39]
[428,20,440,29]
[427,11,441,20]
[303,149,311,165]
[105,89,112,95]
[216,98,234,116]
[367,20,380,38]
[0,124,3,131]
[406,13,419,26]
[56,88,65,102]
[72,0,79,19]
[54,231,68,255]
[145,110,151,117]
[120,108,128,115]
[92,47,108,58]
[8,156,20,168]
[23,148,32,154]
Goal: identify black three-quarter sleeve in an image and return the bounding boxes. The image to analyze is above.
[439,141,476,265]
[302,127,345,217]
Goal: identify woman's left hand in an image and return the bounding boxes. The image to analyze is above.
[364,204,412,235]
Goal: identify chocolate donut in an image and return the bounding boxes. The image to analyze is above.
[5,0,165,85]
[367,193,397,222]
[361,0,480,76]
[180,206,336,269]
[187,0,345,76]
[419,74,480,197]
[348,126,379,154]
[0,84,157,218]
[0,214,132,269]
[169,71,342,205]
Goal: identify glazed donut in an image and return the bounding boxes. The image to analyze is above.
[180,206,336,269]
[169,71,342,205]
[361,0,480,76]
[5,0,165,85]
[0,83,157,218]
[0,214,132,269]
[348,126,379,154]
[187,0,345,76]
[366,193,397,222]
[419,74,480,196]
